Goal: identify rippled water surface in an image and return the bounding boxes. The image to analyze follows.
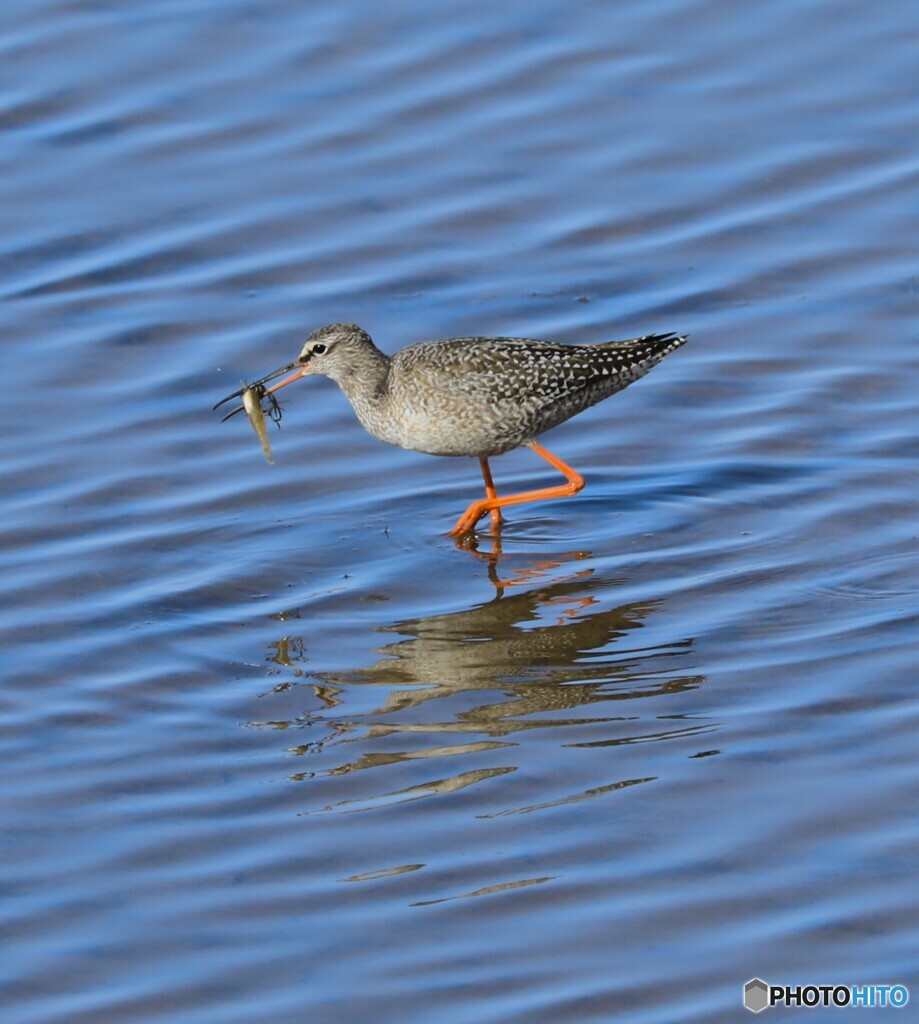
[3,1,918,1021]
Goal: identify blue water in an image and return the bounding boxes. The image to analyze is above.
[2,1,917,1021]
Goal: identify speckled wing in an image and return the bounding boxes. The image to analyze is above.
[400,333,681,406]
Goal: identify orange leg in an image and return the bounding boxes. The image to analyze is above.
[479,457,503,531]
[448,441,586,536]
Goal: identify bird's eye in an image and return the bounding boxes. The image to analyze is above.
[312,343,327,355]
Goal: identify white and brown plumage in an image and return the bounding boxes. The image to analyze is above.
[215,323,687,536]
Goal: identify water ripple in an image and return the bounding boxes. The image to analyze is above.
[3,1,918,1022]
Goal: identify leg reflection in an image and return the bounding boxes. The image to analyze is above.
[455,528,594,599]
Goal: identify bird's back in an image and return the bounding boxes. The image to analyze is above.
[377,332,686,458]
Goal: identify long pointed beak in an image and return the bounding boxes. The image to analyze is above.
[213,362,309,421]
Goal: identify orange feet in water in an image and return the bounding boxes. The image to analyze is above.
[448,441,585,539]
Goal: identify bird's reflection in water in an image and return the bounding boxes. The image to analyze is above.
[252,547,707,814]
[453,527,595,595]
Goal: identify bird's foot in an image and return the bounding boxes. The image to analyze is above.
[448,498,499,539]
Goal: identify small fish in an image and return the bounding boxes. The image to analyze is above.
[214,376,285,460]
[243,384,276,464]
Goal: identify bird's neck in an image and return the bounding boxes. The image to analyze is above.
[335,345,391,411]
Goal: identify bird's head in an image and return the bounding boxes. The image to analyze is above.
[294,323,374,382]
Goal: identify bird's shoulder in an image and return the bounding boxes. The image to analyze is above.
[395,336,583,374]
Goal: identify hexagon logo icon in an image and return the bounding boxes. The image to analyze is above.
[744,978,769,1013]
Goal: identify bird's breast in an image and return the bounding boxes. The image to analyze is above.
[345,382,527,457]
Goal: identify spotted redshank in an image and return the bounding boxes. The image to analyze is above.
[214,323,687,536]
